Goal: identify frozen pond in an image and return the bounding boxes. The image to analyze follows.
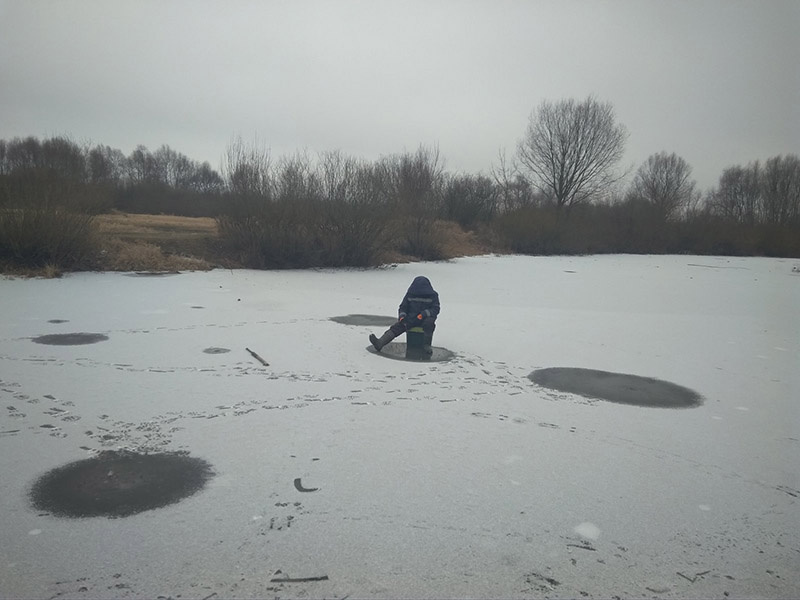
[1,255,798,598]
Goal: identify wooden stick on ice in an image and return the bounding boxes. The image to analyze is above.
[245,347,269,366]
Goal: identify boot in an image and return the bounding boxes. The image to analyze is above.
[422,332,434,355]
[369,330,396,352]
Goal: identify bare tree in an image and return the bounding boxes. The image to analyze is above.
[387,144,444,212]
[126,145,158,185]
[318,149,358,204]
[709,162,761,224]
[0,139,7,176]
[628,152,699,220]
[187,162,224,194]
[275,151,320,203]
[40,136,87,182]
[222,135,272,199]
[87,145,126,185]
[761,154,800,226]
[517,96,628,211]
[491,148,536,212]
[380,144,445,258]
[152,145,196,189]
[5,136,43,171]
[442,173,497,226]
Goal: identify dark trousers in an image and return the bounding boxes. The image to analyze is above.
[389,317,436,338]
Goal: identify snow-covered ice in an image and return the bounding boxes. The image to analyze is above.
[1,254,798,598]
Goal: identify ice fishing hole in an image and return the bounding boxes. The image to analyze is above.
[367,342,455,363]
[32,333,109,346]
[29,450,214,518]
[330,314,397,326]
[530,367,702,408]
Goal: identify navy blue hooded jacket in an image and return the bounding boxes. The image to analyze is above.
[399,276,440,320]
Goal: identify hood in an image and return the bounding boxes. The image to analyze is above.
[407,276,436,295]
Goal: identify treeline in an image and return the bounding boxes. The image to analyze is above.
[0,136,224,216]
[1,127,799,271]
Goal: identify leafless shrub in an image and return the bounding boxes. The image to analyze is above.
[218,151,395,268]
[221,135,273,200]
[0,205,98,269]
[442,173,498,228]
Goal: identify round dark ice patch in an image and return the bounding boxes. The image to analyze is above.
[367,342,455,363]
[29,451,214,518]
[203,347,230,354]
[331,314,397,327]
[530,367,702,408]
[32,333,109,346]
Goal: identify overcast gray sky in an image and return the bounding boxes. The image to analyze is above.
[1,0,798,190]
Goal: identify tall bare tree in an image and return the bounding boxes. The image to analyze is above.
[517,96,628,211]
[126,145,158,185]
[761,154,800,226]
[87,145,126,185]
[628,152,698,220]
[709,155,800,226]
[709,162,762,224]
[152,145,195,189]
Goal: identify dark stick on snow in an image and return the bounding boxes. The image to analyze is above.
[566,543,596,551]
[294,478,319,492]
[270,574,329,583]
[245,347,269,366]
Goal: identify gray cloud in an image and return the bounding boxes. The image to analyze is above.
[1,0,798,189]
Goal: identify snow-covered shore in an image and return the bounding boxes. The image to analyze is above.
[1,255,798,598]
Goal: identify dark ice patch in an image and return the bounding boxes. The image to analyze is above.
[203,347,230,354]
[367,342,455,363]
[48,319,69,324]
[32,333,109,346]
[331,314,397,326]
[530,367,702,408]
[29,450,214,518]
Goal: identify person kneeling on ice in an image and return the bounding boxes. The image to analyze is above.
[369,276,440,354]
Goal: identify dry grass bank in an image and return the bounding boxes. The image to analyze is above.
[2,212,492,277]
[94,212,222,273]
[95,213,218,240]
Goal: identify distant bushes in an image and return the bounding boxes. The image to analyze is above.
[220,144,448,266]
[490,202,800,257]
[1,134,799,274]
[0,137,103,270]
[216,144,443,268]
[217,196,392,268]
[0,205,98,269]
